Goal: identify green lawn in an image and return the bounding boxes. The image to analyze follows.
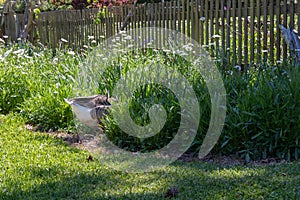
[0,114,299,200]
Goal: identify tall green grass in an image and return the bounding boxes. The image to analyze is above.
[221,64,300,161]
[98,51,200,152]
[0,43,80,131]
[0,43,299,161]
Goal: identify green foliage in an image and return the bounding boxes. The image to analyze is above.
[0,46,33,114]
[12,0,26,13]
[33,8,41,19]
[0,44,80,131]
[91,7,106,25]
[0,0,5,6]
[220,64,300,161]
[39,0,56,11]
[97,50,208,152]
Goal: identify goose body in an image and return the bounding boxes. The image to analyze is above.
[65,94,114,128]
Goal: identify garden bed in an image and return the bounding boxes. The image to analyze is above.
[0,43,300,162]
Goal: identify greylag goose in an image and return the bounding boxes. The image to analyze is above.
[65,94,115,129]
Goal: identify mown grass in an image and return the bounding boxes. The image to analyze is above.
[0,114,299,200]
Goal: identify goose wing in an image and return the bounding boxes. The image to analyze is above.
[70,102,99,128]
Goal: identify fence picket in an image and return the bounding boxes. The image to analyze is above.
[238,0,242,66]
[226,0,232,65]
[256,0,261,63]
[214,0,220,59]
[199,0,204,45]
[232,0,237,64]
[243,0,249,67]
[270,0,275,63]
[187,0,190,37]
[283,0,288,60]
[263,0,268,62]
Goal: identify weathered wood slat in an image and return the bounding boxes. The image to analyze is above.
[232,0,236,64]
[199,0,204,45]
[190,0,194,40]
[283,0,288,61]
[195,0,200,42]
[237,0,242,66]
[276,0,281,61]
[214,0,220,59]
[262,0,268,62]
[243,0,248,67]
[186,0,190,37]
[269,0,275,64]
[226,0,232,65]
[250,0,255,64]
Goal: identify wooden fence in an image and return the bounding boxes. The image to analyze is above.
[2,0,300,66]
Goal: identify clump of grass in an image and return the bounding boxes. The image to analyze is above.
[220,64,300,161]
[0,44,80,131]
[0,46,31,114]
[95,50,210,152]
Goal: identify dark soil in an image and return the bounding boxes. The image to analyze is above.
[25,124,289,167]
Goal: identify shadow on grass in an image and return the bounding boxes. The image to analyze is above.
[0,164,164,200]
[1,129,299,200]
[2,160,299,200]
